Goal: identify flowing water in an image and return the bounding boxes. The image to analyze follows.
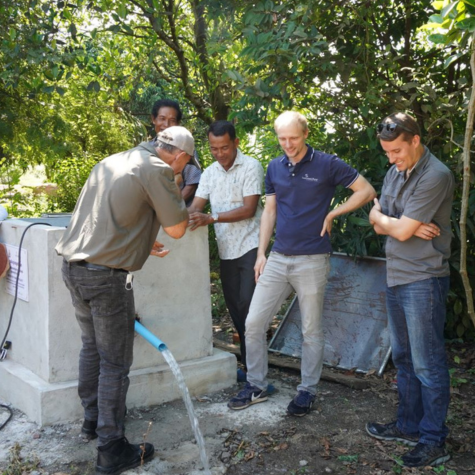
[161,348,211,474]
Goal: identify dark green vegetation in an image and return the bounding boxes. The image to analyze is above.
[0,0,474,336]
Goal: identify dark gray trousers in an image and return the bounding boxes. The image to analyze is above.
[61,260,134,446]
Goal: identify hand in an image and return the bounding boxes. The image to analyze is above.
[174,173,184,188]
[254,254,267,283]
[413,222,440,240]
[369,197,381,225]
[150,240,170,258]
[320,212,335,237]
[171,151,192,175]
[188,211,212,231]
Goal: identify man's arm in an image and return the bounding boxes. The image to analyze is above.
[181,184,198,203]
[188,196,208,214]
[163,218,188,239]
[320,175,376,237]
[369,198,440,241]
[188,195,260,231]
[254,195,277,282]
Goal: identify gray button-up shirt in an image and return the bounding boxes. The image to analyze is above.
[380,146,454,287]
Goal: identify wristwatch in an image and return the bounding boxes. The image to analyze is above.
[210,212,219,223]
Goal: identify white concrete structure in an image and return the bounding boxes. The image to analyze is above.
[0,217,236,425]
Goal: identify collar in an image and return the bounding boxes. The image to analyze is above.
[217,149,244,172]
[280,145,314,165]
[140,141,160,156]
[413,146,430,174]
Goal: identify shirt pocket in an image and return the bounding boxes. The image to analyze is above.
[229,183,242,203]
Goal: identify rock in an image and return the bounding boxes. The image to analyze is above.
[32,432,41,439]
[299,460,308,466]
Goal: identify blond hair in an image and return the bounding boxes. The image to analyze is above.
[274,111,308,133]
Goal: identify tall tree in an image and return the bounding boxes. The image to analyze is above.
[423,0,475,329]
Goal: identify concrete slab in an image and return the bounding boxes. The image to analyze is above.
[0,348,236,425]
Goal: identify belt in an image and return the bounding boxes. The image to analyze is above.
[72,260,127,273]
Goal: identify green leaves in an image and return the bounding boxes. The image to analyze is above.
[86,80,101,92]
[444,52,465,68]
[457,16,475,30]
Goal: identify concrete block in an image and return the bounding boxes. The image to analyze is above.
[0,218,236,425]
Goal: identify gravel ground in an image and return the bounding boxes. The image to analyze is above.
[1,355,474,475]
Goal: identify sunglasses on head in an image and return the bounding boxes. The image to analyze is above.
[377,122,414,134]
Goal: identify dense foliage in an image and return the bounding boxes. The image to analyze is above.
[0,0,473,336]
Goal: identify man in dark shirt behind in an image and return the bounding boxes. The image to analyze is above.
[151,99,201,205]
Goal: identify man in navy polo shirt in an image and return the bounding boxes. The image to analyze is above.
[228,111,376,416]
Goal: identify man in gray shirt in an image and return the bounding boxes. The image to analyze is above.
[366,112,454,468]
[56,126,196,475]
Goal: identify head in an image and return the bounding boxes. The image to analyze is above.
[151,99,182,133]
[207,121,239,171]
[274,111,309,162]
[377,112,423,172]
[155,126,198,174]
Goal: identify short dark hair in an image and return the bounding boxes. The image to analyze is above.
[207,120,236,140]
[377,112,421,143]
[151,99,182,123]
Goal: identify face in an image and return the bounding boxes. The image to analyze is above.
[380,134,421,172]
[275,123,308,162]
[171,151,192,174]
[208,133,239,171]
[152,107,180,133]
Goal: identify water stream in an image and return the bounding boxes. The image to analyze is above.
[161,348,211,474]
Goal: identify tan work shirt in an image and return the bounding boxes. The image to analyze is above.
[55,142,188,271]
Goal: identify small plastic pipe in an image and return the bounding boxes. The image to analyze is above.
[134,320,168,352]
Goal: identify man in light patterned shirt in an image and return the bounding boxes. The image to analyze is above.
[189,121,264,379]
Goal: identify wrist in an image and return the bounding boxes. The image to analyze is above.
[209,212,219,224]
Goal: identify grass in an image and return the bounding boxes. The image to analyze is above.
[2,443,40,475]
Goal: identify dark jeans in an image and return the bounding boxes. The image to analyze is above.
[386,276,450,446]
[220,248,257,369]
[61,260,135,446]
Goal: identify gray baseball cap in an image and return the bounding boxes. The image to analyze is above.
[155,126,200,169]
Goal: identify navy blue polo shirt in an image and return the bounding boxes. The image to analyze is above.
[265,146,358,255]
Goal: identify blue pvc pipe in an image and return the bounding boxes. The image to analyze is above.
[134,321,168,352]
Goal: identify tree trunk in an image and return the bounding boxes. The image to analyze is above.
[460,37,475,327]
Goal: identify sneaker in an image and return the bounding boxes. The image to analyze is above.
[402,442,450,467]
[228,382,268,410]
[287,390,315,417]
[366,421,418,446]
[96,437,154,474]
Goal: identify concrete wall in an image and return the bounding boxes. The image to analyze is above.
[0,218,236,425]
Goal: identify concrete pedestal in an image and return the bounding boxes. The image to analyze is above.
[0,218,236,425]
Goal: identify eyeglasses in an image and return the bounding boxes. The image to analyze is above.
[377,122,414,134]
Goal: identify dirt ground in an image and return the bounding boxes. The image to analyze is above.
[1,320,474,475]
